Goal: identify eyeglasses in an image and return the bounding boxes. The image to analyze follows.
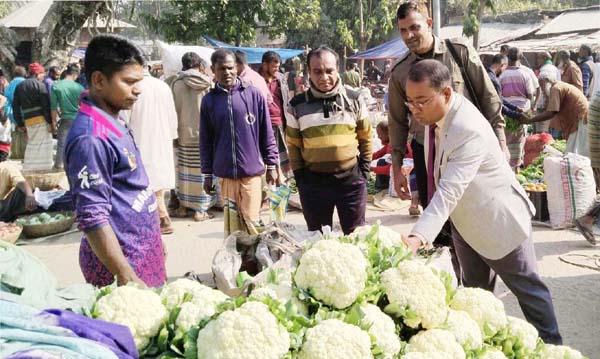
[404,92,441,111]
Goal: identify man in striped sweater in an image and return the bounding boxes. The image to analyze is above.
[287,46,373,235]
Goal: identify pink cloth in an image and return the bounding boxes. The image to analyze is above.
[239,66,273,104]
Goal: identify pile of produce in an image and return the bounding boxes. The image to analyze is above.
[0,222,22,240]
[367,173,380,195]
[87,224,587,359]
[517,140,566,185]
[16,212,70,226]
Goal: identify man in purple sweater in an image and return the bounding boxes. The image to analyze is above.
[200,49,279,236]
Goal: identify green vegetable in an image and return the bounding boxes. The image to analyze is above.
[505,117,522,133]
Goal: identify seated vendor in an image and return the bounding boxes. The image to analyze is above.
[0,157,37,222]
[371,121,392,190]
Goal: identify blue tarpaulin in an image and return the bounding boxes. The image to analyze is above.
[203,36,304,64]
[349,37,409,60]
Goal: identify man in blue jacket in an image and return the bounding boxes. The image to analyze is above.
[200,49,279,236]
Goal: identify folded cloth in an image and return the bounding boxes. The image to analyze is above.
[41,309,138,359]
[0,300,135,359]
[0,240,96,313]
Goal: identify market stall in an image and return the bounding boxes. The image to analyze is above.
[0,222,588,358]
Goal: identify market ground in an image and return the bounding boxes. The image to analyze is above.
[20,204,600,358]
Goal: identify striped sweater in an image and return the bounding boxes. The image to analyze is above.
[287,87,372,174]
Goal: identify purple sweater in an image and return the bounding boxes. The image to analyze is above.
[200,79,278,179]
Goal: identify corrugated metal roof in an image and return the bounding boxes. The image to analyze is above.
[536,7,600,35]
[486,30,600,52]
[439,22,542,48]
[0,1,135,29]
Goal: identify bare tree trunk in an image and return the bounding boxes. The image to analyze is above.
[0,26,18,75]
[472,0,486,50]
[358,0,365,80]
[31,1,109,68]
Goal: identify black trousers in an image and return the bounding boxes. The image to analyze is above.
[0,187,27,222]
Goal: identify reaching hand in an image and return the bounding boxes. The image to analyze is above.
[25,195,37,211]
[266,168,278,186]
[393,168,411,200]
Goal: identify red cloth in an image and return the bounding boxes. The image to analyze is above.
[372,143,391,175]
[0,143,10,153]
[28,62,45,75]
[267,79,283,126]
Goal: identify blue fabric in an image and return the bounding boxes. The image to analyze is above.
[203,36,304,64]
[3,77,25,123]
[349,37,409,60]
[0,300,126,359]
[41,309,138,359]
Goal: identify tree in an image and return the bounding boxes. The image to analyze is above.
[147,0,320,46]
[31,1,115,67]
[462,0,496,49]
[286,0,397,59]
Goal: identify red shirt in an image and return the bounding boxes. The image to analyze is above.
[371,142,412,175]
[267,78,284,126]
[0,142,10,154]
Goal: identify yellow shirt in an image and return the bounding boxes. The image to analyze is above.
[0,161,25,200]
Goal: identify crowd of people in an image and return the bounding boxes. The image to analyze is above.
[1,0,599,349]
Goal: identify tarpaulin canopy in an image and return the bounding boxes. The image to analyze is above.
[203,36,304,64]
[349,37,409,60]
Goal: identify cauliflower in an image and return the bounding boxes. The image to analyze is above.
[294,240,368,309]
[407,329,465,359]
[350,224,405,249]
[444,309,483,351]
[175,288,228,332]
[479,348,508,359]
[504,316,539,353]
[298,319,373,359]
[449,287,507,337]
[401,353,452,359]
[536,344,584,359]
[252,274,309,315]
[381,260,448,329]
[160,278,211,309]
[196,301,290,359]
[360,303,401,358]
[95,285,168,350]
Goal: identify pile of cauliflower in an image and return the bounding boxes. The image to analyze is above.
[88,223,588,359]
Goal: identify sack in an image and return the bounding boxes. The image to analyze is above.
[544,153,596,229]
[211,223,321,296]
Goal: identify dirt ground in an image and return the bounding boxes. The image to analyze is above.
[20,204,600,357]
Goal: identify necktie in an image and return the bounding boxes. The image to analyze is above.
[427,124,437,204]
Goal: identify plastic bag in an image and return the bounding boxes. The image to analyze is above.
[33,189,67,210]
[268,185,292,222]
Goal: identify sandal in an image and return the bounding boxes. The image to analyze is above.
[170,207,189,218]
[574,218,597,245]
[160,217,174,235]
[193,211,215,222]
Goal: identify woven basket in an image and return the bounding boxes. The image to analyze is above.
[20,212,75,239]
[24,170,67,191]
[0,225,23,244]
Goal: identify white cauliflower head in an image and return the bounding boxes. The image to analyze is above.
[536,344,584,359]
[196,301,290,359]
[505,316,539,352]
[449,287,507,337]
[381,260,448,329]
[478,348,508,359]
[401,353,452,359]
[294,240,368,309]
[360,303,401,358]
[298,319,373,359]
[95,285,168,350]
[444,309,483,351]
[350,224,405,249]
[252,281,308,315]
[160,278,211,309]
[175,288,229,332]
[407,329,465,359]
